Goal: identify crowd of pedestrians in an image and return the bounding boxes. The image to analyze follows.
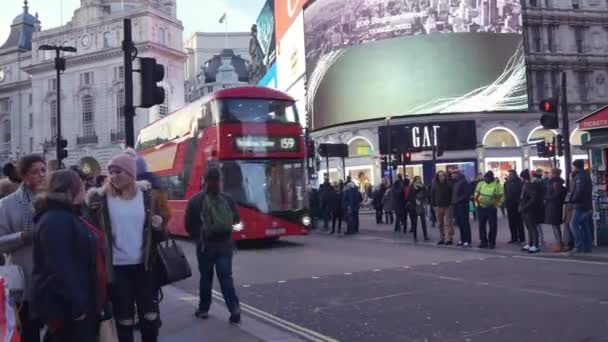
[313,160,594,255]
[0,150,243,341]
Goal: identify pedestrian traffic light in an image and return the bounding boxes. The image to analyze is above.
[57,138,68,163]
[139,57,165,108]
[403,152,411,163]
[539,98,559,129]
[536,141,546,158]
[556,134,564,157]
[546,142,555,157]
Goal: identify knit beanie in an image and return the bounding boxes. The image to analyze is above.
[108,148,137,178]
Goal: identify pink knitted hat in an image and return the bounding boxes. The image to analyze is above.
[108,148,137,178]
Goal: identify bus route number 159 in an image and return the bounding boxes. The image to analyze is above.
[280,137,296,150]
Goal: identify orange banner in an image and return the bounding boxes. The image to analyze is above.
[274,0,308,41]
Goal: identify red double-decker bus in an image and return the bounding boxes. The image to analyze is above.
[136,86,310,240]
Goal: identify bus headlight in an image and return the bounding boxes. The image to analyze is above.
[233,222,244,231]
[301,215,312,227]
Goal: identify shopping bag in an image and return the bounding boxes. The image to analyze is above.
[155,240,192,287]
[0,255,24,303]
[0,278,19,342]
[99,319,118,342]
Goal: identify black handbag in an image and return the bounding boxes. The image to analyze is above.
[155,239,192,287]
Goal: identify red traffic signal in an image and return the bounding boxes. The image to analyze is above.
[403,152,411,162]
[539,98,557,113]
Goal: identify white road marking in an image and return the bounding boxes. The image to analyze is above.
[373,269,381,272]
[278,280,287,284]
[455,260,462,263]
[431,263,438,266]
[402,266,411,269]
[243,284,251,288]
[512,255,608,265]
[344,272,352,275]
[312,276,320,279]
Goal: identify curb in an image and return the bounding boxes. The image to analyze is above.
[310,228,608,263]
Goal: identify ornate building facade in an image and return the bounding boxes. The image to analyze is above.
[0,0,185,172]
[523,0,608,115]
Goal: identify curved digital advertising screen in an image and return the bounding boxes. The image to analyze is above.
[304,0,528,130]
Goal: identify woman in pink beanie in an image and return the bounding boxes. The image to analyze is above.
[85,148,170,342]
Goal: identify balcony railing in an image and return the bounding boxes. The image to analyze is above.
[111,130,125,143]
[76,135,98,145]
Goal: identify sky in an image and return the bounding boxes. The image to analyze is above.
[0,0,265,44]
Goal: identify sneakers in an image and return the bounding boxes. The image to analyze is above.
[437,240,445,245]
[478,243,489,249]
[463,242,471,248]
[521,245,530,251]
[489,244,496,250]
[229,312,241,324]
[194,310,209,319]
[445,240,453,246]
[456,241,464,247]
[528,246,539,254]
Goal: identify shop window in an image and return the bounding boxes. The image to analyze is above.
[348,137,373,156]
[483,128,519,148]
[527,126,556,143]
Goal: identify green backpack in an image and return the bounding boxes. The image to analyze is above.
[200,193,233,237]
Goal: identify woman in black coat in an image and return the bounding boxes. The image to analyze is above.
[544,168,566,252]
[519,170,544,253]
[32,170,104,342]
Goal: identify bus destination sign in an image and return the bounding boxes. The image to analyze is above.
[234,135,299,152]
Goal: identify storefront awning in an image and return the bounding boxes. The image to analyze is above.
[577,105,608,130]
[581,135,608,149]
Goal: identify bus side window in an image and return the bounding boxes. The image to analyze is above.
[199,102,213,128]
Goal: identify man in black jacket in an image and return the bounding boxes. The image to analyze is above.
[504,170,525,244]
[185,166,241,323]
[431,171,453,245]
[451,171,472,247]
[569,160,593,253]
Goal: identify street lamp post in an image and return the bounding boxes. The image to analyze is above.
[39,44,77,169]
[385,117,393,184]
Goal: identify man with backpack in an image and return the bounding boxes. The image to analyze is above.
[185,166,241,324]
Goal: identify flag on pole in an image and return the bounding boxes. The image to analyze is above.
[218,12,227,24]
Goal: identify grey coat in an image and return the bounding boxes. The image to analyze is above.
[0,186,36,302]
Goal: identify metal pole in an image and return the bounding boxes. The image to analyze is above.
[55,50,63,168]
[342,157,346,181]
[325,155,330,182]
[123,19,136,148]
[552,135,557,168]
[387,119,393,184]
[561,72,572,188]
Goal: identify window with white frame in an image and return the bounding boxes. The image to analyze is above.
[28,113,33,129]
[2,119,10,143]
[82,95,95,137]
[117,89,125,133]
[103,32,112,48]
[159,28,166,44]
[29,137,33,153]
[0,98,9,113]
[114,66,124,81]
[48,79,57,91]
[50,101,57,135]
[80,72,94,86]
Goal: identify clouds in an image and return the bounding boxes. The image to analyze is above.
[0,0,266,45]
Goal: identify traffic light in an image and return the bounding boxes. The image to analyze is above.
[403,152,411,163]
[539,98,559,129]
[536,141,546,158]
[57,138,68,164]
[546,142,555,157]
[139,57,165,108]
[556,134,564,157]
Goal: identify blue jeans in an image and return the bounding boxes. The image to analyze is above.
[570,209,593,252]
[197,242,240,314]
[454,202,472,244]
[478,207,498,245]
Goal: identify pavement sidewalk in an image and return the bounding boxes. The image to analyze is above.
[158,285,304,342]
[314,211,608,261]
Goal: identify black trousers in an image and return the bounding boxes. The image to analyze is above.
[385,211,394,224]
[394,210,407,232]
[506,204,525,242]
[18,301,42,342]
[375,208,383,224]
[331,211,343,233]
[112,264,160,342]
[409,209,428,239]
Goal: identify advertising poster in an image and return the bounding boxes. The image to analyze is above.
[250,0,277,84]
[275,0,310,42]
[304,0,528,130]
[277,12,306,90]
[258,63,278,88]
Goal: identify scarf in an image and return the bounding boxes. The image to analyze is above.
[17,185,34,233]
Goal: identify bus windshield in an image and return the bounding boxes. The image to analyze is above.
[219,160,306,213]
[217,99,299,124]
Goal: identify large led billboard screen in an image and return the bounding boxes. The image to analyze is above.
[304,0,528,130]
